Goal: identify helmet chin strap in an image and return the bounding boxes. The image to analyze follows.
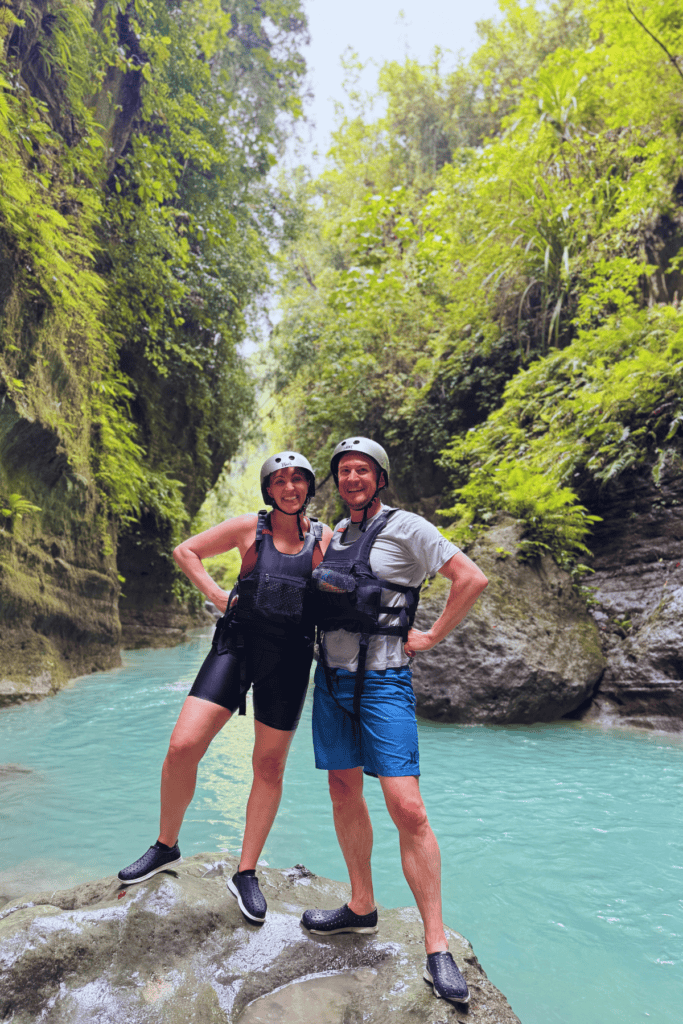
[273,498,309,540]
[350,477,382,533]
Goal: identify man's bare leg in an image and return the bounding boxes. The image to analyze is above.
[239,721,296,870]
[328,767,376,914]
[379,774,448,953]
[158,695,232,846]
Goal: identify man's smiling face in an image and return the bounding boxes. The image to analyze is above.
[337,452,384,510]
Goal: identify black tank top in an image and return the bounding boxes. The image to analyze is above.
[235,510,322,638]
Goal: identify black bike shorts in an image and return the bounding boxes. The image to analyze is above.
[188,619,312,732]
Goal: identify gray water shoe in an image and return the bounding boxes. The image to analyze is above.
[301,903,378,935]
[117,841,181,885]
[228,870,267,924]
[424,950,470,1005]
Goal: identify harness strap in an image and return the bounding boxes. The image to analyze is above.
[238,639,247,715]
[226,612,246,716]
[373,577,414,594]
[216,607,248,716]
[319,633,360,728]
[353,635,369,722]
[255,509,268,549]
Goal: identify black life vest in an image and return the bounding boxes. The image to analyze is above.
[234,510,322,638]
[311,507,421,723]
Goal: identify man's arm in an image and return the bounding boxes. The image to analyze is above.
[404,550,488,657]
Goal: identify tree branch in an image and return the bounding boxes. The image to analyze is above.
[625,2,683,84]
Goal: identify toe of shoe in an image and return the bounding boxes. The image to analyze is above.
[426,956,469,1004]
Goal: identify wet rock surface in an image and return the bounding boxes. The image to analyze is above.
[412,517,606,724]
[577,459,683,731]
[0,854,520,1024]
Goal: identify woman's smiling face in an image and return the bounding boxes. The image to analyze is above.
[267,466,309,509]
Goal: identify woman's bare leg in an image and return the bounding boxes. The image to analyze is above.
[158,695,232,846]
[238,720,296,870]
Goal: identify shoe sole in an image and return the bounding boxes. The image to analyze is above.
[303,923,378,935]
[117,855,182,886]
[227,877,266,924]
[423,969,470,1006]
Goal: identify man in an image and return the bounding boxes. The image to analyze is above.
[301,437,488,1007]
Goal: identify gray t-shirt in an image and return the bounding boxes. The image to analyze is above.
[321,505,459,672]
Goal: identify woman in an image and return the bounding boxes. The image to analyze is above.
[117,452,332,924]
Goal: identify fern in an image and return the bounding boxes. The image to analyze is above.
[0,493,42,522]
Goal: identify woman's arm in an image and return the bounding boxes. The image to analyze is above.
[173,514,257,613]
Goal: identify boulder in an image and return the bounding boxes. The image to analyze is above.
[0,855,520,1024]
[411,517,606,724]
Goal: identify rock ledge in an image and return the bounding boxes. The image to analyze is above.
[0,854,520,1024]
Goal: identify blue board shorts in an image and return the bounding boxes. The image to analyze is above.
[311,663,420,778]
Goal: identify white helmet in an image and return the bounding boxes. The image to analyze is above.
[260,451,315,505]
[330,437,390,488]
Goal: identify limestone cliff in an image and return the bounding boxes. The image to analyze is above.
[0,4,147,698]
[0,395,120,701]
[577,455,683,731]
[412,454,683,732]
[0,1,306,689]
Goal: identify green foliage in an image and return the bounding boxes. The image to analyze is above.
[269,0,683,568]
[439,306,683,560]
[440,462,601,565]
[1,0,308,575]
[0,492,42,524]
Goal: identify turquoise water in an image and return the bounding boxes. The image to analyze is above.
[1,629,681,1024]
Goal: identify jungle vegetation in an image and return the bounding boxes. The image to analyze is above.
[269,0,683,568]
[3,0,683,603]
[0,0,307,596]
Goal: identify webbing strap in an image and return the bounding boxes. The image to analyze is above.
[218,612,247,715]
[255,509,268,550]
[353,635,369,723]
[319,634,360,728]
[318,631,370,734]
[373,576,414,594]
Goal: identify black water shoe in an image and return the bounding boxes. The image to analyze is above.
[301,903,378,935]
[117,841,181,885]
[228,870,267,924]
[424,951,470,1005]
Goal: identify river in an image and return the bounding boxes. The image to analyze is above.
[1,629,681,1024]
